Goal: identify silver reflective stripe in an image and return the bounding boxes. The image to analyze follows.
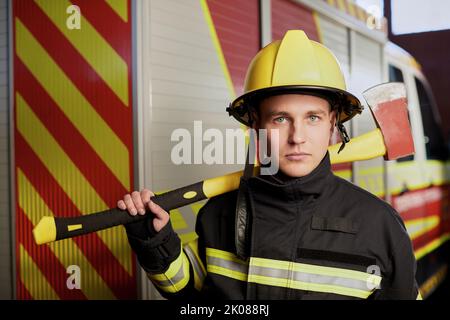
[206,255,248,275]
[184,246,205,282]
[250,265,373,292]
[151,263,186,288]
[205,248,379,298]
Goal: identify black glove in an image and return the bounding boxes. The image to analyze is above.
[125,216,181,273]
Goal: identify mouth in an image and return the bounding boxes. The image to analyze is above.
[285,152,311,161]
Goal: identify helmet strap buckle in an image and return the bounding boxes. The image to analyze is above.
[336,110,350,154]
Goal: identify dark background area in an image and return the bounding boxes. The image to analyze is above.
[384,0,450,140]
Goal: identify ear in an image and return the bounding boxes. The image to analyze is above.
[327,110,337,146]
[329,110,337,133]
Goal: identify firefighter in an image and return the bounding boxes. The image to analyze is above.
[119,30,421,300]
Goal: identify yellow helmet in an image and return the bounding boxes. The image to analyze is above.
[227,30,363,127]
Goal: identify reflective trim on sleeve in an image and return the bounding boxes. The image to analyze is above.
[147,247,190,293]
[417,292,423,300]
[184,238,206,291]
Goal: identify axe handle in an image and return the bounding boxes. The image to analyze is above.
[33,130,386,245]
[329,128,385,163]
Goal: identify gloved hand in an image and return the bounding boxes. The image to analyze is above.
[117,189,170,236]
[118,189,180,273]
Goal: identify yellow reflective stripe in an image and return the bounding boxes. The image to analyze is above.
[206,247,248,266]
[15,18,130,191]
[424,160,446,186]
[405,216,440,240]
[415,233,450,260]
[184,239,206,291]
[16,92,132,276]
[334,169,351,181]
[185,239,206,275]
[20,244,60,300]
[18,170,117,299]
[418,265,447,298]
[207,265,248,282]
[251,257,381,284]
[35,0,129,106]
[105,0,128,22]
[206,247,248,281]
[248,273,371,299]
[249,275,372,299]
[205,248,380,298]
[249,263,378,298]
[417,292,423,300]
[248,274,288,287]
[148,249,190,293]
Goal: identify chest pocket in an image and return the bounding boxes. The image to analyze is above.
[295,216,380,299]
[311,215,359,234]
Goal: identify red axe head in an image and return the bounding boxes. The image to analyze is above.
[362,82,415,160]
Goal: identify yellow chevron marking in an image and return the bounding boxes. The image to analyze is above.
[34,0,129,106]
[19,244,60,300]
[336,0,347,12]
[200,0,236,98]
[355,6,366,21]
[415,233,450,260]
[18,169,117,299]
[347,1,357,17]
[170,208,188,230]
[16,18,129,191]
[419,265,447,298]
[327,0,336,7]
[105,0,128,22]
[68,224,83,232]
[180,232,199,245]
[312,12,324,44]
[16,93,132,276]
[190,202,205,216]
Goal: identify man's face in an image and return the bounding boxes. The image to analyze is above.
[255,94,336,177]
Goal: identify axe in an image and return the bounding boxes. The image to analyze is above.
[33,82,414,245]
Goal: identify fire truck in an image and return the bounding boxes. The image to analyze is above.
[0,0,448,299]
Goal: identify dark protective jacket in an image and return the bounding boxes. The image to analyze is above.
[125,152,421,300]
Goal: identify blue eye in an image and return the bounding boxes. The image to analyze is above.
[274,117,286,123]
[309,115,319,122]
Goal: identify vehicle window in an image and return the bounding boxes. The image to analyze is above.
[389,64,404,82]
[389,65,414,162]
[415,77,448,160]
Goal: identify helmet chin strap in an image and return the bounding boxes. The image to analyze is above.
[336,107,350,154]
[234,115,257,260]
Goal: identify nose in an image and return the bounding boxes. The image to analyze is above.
[288,120,306,144]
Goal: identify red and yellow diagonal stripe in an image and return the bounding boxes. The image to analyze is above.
[325,0,369,23]
[13,0,135,299]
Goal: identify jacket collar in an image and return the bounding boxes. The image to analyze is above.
[248,151,333,201]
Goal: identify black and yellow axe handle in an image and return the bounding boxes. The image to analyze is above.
[33,170,244,245]
[33,128,388,245]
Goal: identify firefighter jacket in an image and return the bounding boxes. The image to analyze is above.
[125,152,421,300]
